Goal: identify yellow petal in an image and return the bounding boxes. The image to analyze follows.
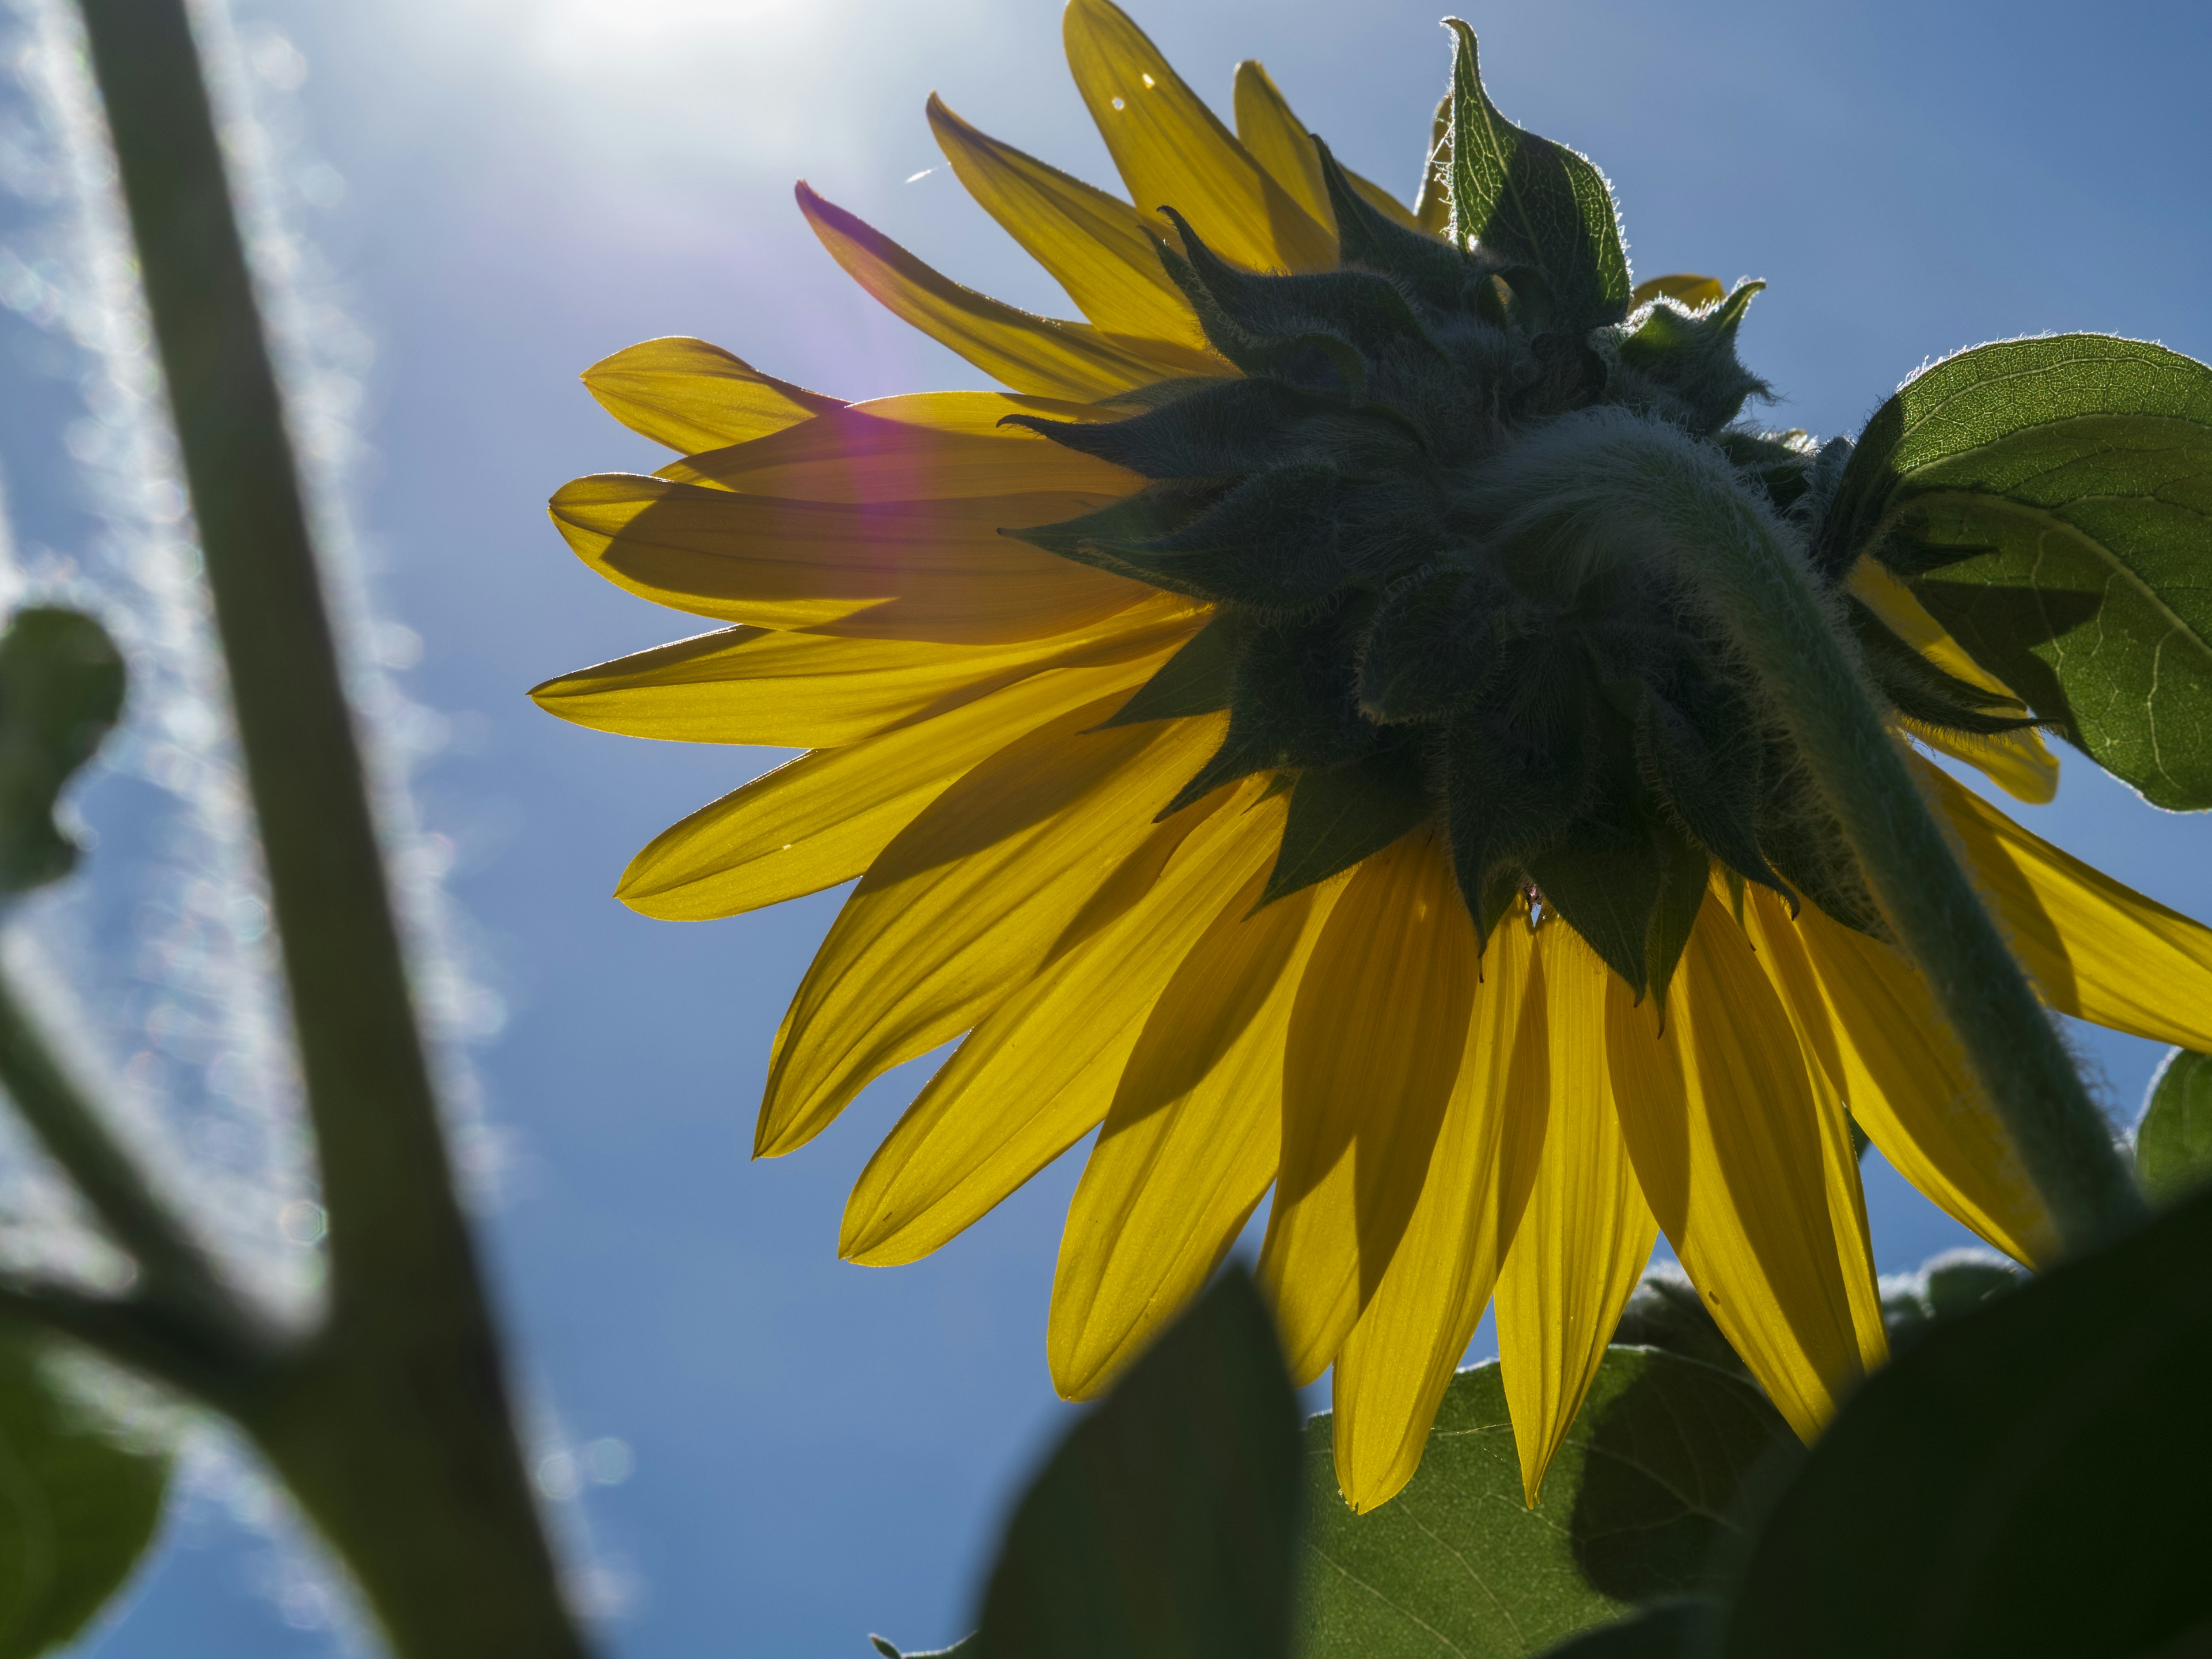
[758,708,1226,1156]
[1050,862,1339,1397]
[1063,0,1334,274]
[1229,60,1427,236]
[797,183,1194,400]
[1413,93,1450,235]
[1920,757,2212,1051]
[1495,924,1660,1506]
[659,391,1146,501]
[1605,902,1873,1442]
[1850,562,2057,804]
[1629,274,1727,309]
[580,336,843,454]
[615,643,1187,921]
[1258,830,1478,1385]
[547,475,1151,643]
[1330,918,1543,1513]
[926,96,1218,359]
[1732,890,1891,1369]
[529,594,1196,749]
[1786,898,2054,1266]
[840,781,1281,1264]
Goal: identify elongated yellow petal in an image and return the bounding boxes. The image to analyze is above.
[1630,274,1726,309]
[659,391,1146,501]
[530,596,1196,750]
[1259,830,1478,1384]
[1921,758,2212,1050]
[1496,925,1660,1506]
[615,645,1186,921]
[548,475,1150,643]
[1785,897,2054,1266]
[1606,902,1873,1442]
[580,336,844,454]
[1732,891,1890,1369]
[1229,60,1427,237]
[926,96,1217,359]
[797,183,1194,400]
[1063,0,1334,274]
[759,708,1226,1156]
[840,781,1281,1264]
[1050,863,1339,1397]
[1330,918,1544,1513]
[1850,562,2057,804]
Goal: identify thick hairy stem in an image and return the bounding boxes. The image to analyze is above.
[1556,417,2144,1252]
[73,2,588,1653]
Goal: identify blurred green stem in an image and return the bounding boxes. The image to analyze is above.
[68,1,590,1653]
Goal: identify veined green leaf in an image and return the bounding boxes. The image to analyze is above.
[1299,1350,1793,1658]
[2136,1047,2212,1203]
[1713,1180,2212,1658]
[1821,335,2212,809]
[972,1268,1301,1659]
[1532,1601,1724,1658]
[0,1336,169,1657]
[1442,21,1631,327]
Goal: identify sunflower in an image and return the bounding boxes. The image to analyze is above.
[535,0,2212,1511]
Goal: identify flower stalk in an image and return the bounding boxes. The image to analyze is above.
[1557,420,2149,1254]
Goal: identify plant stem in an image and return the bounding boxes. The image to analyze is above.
[1619,429,2147,1253]
[72,2,588,1653]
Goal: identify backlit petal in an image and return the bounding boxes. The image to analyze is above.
[580,336,843,454]
[840,781,1281,1264]
[1607,902,1873,1442]
[1496,924,1660,1506]
[660,392,1146,501]
[1048,864,1338,1396]
[530,596,1196,749]
[1063,0,1334,274]
[615,643,1188,921]
[1259,829,1478,1385]
[758,708,1226,1156]
[1921,758,2212,1051]
[1786,897,2054,1266]
[1330,918,1542,1513]
[548,475,1152,643]
[1230,60,1429,237]
[927,96,1217,358]
[798,183,1196,399]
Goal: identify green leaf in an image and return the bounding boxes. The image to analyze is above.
[1443,20,1631,327]
[1532,1600,1724,1659]
[1263,748,1430,905]
[0,609,126,895]
[1711,1180,2212,1658]
[2136,1047,2212,1203]
[1820,335,2212,809]
[0,1335,169,1656]
[973,1267,1301,1659]
[1298,1349,1794,1658]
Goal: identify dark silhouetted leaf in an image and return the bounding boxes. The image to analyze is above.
[1713,1181,2212,1659]
[1532,1600,1724,1659]
[974,1268,1301,1659]
[1443,21,1631,326]
[1299,1350,1794,1658]
[1263,748,1430,903]
[1820,335,2212,809]
[0,1334,169,1657]
[2136,1047,2212,1203]
[0,609,125,896]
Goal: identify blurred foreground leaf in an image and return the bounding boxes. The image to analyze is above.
[1821,335,2212,808]
[1712,1182,2212,1658]
[1298,1349,1793,1658]
[2137,1048,2212,1202]
[969,1266,1300,1659]
[0,609,124,895]
[0,1335,168,1657]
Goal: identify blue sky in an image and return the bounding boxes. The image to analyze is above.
[1,0,2206,1653]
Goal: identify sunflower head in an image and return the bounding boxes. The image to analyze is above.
[1003,27,2034,1002]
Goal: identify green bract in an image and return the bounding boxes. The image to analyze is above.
[1007,25,2022,999]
